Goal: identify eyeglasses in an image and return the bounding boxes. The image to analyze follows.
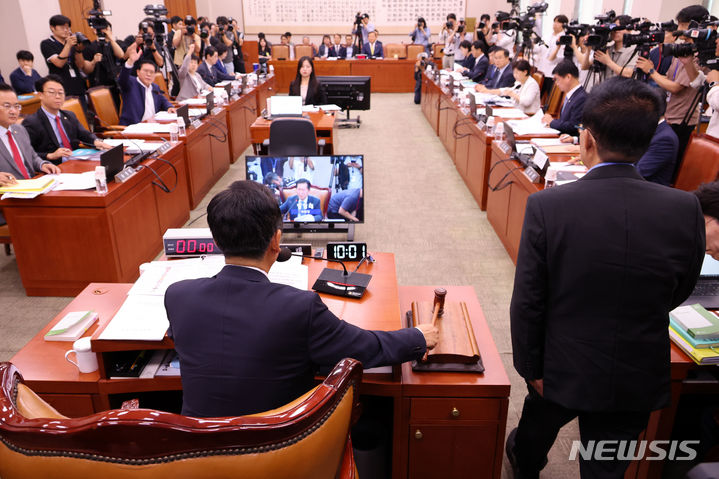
[43,90,65,97]
[0,103,22,111]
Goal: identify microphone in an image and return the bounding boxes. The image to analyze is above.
[277,247,371,298]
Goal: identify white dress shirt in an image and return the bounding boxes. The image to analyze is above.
[137,77,156,121]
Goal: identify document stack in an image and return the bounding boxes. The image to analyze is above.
[669,304,719,365]
[0,177,57,199]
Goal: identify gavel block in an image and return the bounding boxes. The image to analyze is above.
[411,300,480,365]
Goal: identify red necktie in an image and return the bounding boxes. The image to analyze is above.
[55,115,71,149]
[7,130,29,179]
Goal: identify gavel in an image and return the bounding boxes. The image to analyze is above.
[422,288,447,362]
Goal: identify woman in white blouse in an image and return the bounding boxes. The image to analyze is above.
[482,59,541,115]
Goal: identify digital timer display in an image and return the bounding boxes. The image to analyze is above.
[163,238,222,257]
[326,242,367,261]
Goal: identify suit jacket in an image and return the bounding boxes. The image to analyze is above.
[9,67,41,95]
[461,54,476,70]
[510,164,704,412]
[317,44,337,58]
[549,87,587,136]
[176,53,211,102]
[0,124,49,178]
[482,65,514,89]
[288,80,327,106]
[361,41,383,58]
[166,265,426,417]
[118,66,173,126]
[464,54,489,82]
[280,194,323,221]
[23,108,97,164]
[341,45,356,58]
[636,121,679,187]
[197,61,235,87]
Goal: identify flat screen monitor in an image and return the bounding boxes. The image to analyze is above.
[176,104,189,127]
[317,76,371,111]
[268,95,303,116]
[100,145,125,181]
[245,155,364,224]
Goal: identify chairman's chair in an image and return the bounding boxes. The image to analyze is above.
[294,45,314,58]
[265,117,325,156]
[0,358,361,479]
[87,86,125,131]
[61,97,90,131]
[673,133,719,191]
[281,185,332,218]
[384,44,407,59]
[407,44,425,60]
[272,44,290,61]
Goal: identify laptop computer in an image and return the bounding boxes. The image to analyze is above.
[681,254,719,308]
[268,96,303,119]
[100,145,125,182]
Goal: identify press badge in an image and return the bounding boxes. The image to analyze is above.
[69,67,77,78]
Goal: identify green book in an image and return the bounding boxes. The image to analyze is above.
[670,304,719,340]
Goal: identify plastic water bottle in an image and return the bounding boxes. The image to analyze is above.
[486,116,496,136]
[494,122,505,142]
[169,122,179,143]
[95,166,108,194]
[176,118,186,136]
[545,166,558,188]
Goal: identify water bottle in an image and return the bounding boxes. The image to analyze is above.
[544,166,558,189]
[176,117,186,136]
[494,122,505,142]
[95,166,108,194]
[169,122,179,143]
[486,116,495,136]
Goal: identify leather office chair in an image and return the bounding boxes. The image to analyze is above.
[87,86,124,131]
[545,85,564,118]
[0,358,361,479]
[153,73,172,100]
[531,72,544,93]
[384,44,407,59]
[272,44,290,61]
[266,118,325,156]
[62,96,90,130]
[281,185,332,218]
[432,44,444,60]
[407,44,425,60]
[674,133,719,191]
[295,45,314,58]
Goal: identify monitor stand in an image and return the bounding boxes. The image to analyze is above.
[283,223,355,241]
[336,108,361,129]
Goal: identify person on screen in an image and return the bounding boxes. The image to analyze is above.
[328,188,362,222]
[288,56,327,106]
[289,156,314,182]
[279,178,323,221]
[345,156,363,190]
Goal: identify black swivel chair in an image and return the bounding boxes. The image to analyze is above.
[264,118,325,156]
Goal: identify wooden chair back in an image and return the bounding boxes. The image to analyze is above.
[545,85,564,118]
[0,359,362,479]
[61,97,90,130]
[384,44,407,59]
[280,186,332,218]
[294,45,314,58]
[153,73,170,99]
[272,45,290,61]
[407,44,425,60]
[674,133,719,191]
[432,44,444,59]
[87,86,120,127]
[531,72,544,92]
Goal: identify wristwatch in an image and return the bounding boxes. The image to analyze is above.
[648,68,655,75]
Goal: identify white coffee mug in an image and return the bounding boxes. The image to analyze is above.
[65,337,98,373]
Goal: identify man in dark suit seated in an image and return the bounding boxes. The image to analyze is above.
[695,182,719,260]
[165,180,438,417]
[475,48,514,91]
[507,77,704,478]
[279,178,323,221]
[197,46,237,86]
[541,60,587,136]
[361,31,384,59]
[636,97,679,187]
[461,41,490,83]
[118,46,175,125]
[23,75,112,164]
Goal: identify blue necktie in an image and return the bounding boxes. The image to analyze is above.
[492,68,502,88]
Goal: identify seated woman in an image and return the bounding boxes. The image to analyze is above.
[288,56,327,106]
[480,59,541,115]
[258,37,272,70]
[316,35,336,59]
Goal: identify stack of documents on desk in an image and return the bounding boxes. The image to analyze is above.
[0,177,57,199]
[506,111,560,136]
[154,111,178,121]
[179,98,207,106]
[531,138,580,154]
[103,139,164,154]
[669,305,719,365]
[123,123,173,134]
[49,172,96,191]
[478,108,527,119]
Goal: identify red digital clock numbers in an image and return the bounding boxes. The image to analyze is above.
[175,239,215,254]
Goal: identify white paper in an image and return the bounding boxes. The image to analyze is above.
[488,108,527,119]
[317,104,342,112]
[179,98,207,106]
[103,139,163,154]
[530,138,564,147]
[302,105,319,112]
[268,255,309,291]
[506,112,560,136]
[123,123,174,134]
[50,172,96,191]
[130,256,226,296]
[98,295,169,341]
[188,108,205,117]
[154,111,178,121]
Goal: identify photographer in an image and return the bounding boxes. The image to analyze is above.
[493,14,517,53]
[82,23,124,93]
[705,41,719,138]
[230,17,245,74]
[410,17,431,53]
[439,13,459,69]
[635,5,709,166]
[476,14,492,49]
[454,18,474,64]
[414,52,428,104]
[123,20,164,70]
[212,16,240,74]
[580,15,637,90]
[172,16,201,69]
[541,15,569,94]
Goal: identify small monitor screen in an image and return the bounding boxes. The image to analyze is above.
[246,155,364,224]
[269,96,303,116]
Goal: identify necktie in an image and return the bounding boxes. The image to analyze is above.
[7,131,29,179]
[55,115,71,149]
[561,97,569,117]
[371,44,374,55]
[493,69,502,88]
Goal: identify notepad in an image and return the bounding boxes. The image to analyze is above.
[44,311,98,341]
[0,177,56,193]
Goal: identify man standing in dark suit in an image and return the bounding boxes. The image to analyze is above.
[507,78,705,478]
[636,100,679,186]
[23,75,112,164]
[361,31,384,59]
[541,60,587,136]
[279,178,323,221]
[165,180,438,417]
[476,48,514,91]
[118,46,175,125]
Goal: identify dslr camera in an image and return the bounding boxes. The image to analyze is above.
[623,21,665,61]
[86,7,111,41]
[140,21,154,47]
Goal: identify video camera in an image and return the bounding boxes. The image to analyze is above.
[86,8,111,41]
[142,4,169,43]
[665,23,719,69]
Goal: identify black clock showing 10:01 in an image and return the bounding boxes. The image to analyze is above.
[326,242,368,261]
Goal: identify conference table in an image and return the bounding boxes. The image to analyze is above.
[10,253,511,479]
[269,59,417,94]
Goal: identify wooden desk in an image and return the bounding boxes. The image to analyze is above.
[250,110,337,155]
[269,59,416,93]
[10,257,511,479]
[254,74,277,116]
[225,89,258,162]
[0,144,189,297]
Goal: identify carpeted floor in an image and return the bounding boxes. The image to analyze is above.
[0,92,585,478]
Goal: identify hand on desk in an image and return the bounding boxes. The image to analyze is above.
[94,139,113,150]
[41,163,61,174]
[167,107,177,114]
[0,172,17,186]
[541,113,553,125]
[416,323,439,350]
[559,134,576,144]
[47,147,73,161]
